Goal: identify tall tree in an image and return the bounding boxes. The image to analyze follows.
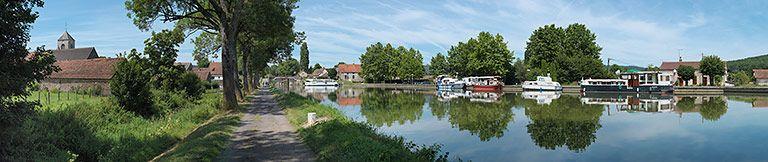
[525,24,604,83]
[700,55,726,86]
[447,32,514,78]
[360,43,394,83]
[513,59,528,83]
[677,65,696,86]
[126,0,255,109]
[299,42,310,72]
[0,0,58,121]
[429,53,449,75]
[191,32,220,68]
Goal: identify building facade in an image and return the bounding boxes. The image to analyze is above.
[53,31,99,61]
[41,58,124,95]
[337,64,363,82]
[659,60,728,86]
[754,69,768,86]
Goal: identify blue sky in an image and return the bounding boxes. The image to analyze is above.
[29,0,768,67]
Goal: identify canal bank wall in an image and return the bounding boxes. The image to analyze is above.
[341,83,583,93]
[342,83,768,94]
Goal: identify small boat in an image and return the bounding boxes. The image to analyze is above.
[580,71,673,93]
[304,79,339,86]
[464,76,503,92]
[522,76,562,91]
[435,75,465,90]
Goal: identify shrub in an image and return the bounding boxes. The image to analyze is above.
[110,60,153,117]
[730,71,752,86]
[151,89,192,115]
[178,72,204,98]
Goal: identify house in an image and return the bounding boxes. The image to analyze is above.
[311,68,328,79]
[209,62,223,88]
[659,58,728,86]
[337,64,363,82]
[174,62,194,71]
[53,31,99,61]
[754,69,768,86]
[192,67,211,81]
[40,58,124,95]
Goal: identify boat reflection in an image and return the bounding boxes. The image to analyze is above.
[436,90,502,103]
[521,91,561,104]
[580,93,676,113]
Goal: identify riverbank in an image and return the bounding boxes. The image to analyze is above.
[342,83,582,93]
[343,83,768,94]
[272,89,449,161]
[2,91,231,161]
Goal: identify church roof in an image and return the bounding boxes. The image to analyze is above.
[53,47,98,61]
[58,31,74,41]
[49,58,124,80]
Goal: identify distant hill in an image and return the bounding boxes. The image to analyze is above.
[727,54,768,72]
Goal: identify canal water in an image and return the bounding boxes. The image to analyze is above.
[298,87,768,161]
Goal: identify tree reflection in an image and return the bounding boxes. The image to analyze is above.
[700,97,727,121]
[428,96,450,120]
[675,96,728,121]
[523,95,603,152]
[446,96,514,141]
[360,89,425,127]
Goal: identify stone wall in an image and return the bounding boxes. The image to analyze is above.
[40,78,111,95]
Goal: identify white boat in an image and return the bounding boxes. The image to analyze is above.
[304,79,339,86]
[436,75,465,90]
[522,76,562,91]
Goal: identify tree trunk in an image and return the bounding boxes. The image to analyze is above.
[242,52,251,95]
[219,0,240,109]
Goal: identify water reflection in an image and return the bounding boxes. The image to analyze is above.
[293,87,768,160]
[522,95,603,152]
[360,89,425,127]
[432,90,514,141]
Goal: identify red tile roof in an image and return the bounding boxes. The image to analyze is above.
[209,62,223,75]
[660,61,700,70]
[192,67,211,80]
[49,58,124,79]
[337,64,361,73]
[754,69,768,79]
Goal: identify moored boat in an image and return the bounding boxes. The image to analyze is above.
[464,76,503,92]
[522,76,562,91]
[435,75,466,90]
[304,79,339,86]
[580,71,673,93]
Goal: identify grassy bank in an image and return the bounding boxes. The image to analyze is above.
[3,91,236,161]
[272,89,448,161]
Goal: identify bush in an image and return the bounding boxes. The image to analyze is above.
[178,72,204,98]
[730,71,752,86]
[151,89,192,115]
[110,60,153,117]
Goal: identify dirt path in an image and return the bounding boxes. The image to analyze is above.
[217,89,316,162]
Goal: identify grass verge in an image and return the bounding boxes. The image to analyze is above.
[272,89,448,161]
[3,92,234,161]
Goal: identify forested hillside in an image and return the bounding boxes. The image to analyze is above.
[727,54,768,72]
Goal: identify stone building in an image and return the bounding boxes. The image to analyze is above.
[754,69,768,86]
[337,64,363,82]
[53,31,99,61]
[41,58,124,95]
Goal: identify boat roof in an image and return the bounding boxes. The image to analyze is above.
[465,76,500,79]
[581,79,627,82]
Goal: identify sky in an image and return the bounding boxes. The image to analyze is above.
[29,0,768,67]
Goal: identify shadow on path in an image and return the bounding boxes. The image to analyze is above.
[217,89,315,162]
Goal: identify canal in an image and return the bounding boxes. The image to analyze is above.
[298,87,768,161]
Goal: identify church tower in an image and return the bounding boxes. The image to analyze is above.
[57,31,75,50]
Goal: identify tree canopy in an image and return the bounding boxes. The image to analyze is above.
[360,43,425,83]
[447,32,514,78]
[524,24,605,83]
[429,53,450,75]
[300,42,310,72]
[700,55,726,86]
[677,65,696,86]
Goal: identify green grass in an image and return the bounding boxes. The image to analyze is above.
[272,89,448,162]
[152,113,240,162]
[4,91,233,161]
[27,90,107,110]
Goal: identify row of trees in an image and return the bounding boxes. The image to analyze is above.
[359,43,425,83]
[427,26,601,84]
[126,0,302,109]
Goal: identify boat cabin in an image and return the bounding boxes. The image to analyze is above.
[463,76,502,86]
[618,71,673,86]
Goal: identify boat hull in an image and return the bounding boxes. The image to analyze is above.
[522,85,562,91]
[471,85,502,92]
[437,83,465,90]
[580,85,674,93]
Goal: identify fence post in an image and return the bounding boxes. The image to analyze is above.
[46,89,50,104]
